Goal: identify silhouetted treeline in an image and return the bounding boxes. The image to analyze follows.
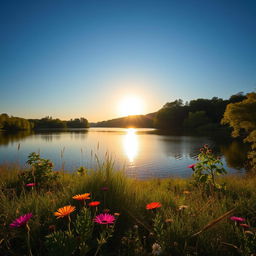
[90,92,246,131]
[30,117,89,129]
[67,118,89,128]
[154,92,246,132]
[0,114,33,131]
[0,115,89,131]
[91,114,154,128]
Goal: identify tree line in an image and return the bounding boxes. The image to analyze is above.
[0,115,89,131]
[153,92,246,132]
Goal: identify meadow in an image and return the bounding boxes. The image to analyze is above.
[0,147,256,256]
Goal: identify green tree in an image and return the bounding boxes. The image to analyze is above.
[183,111,210,130]
[153,100,188,130]
[221,92,256,170]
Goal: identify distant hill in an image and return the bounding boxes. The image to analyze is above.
[90,113,156,128]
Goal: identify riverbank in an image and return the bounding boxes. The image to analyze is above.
[0,158,256,256]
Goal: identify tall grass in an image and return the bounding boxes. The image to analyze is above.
[0,158,256,255]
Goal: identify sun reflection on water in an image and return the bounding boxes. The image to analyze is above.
[123,128,138,163]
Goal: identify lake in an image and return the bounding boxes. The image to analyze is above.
[0,128,248,178]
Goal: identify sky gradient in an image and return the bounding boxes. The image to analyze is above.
[0,0,255,122]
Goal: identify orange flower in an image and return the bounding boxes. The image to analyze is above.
[88,201,100,207]
[146,202,162,210]
[54,205,76,218]
[72,193,90,201]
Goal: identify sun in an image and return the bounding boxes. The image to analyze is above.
[119,96,144,117]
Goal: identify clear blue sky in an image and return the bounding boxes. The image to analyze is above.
[0,0,255,121]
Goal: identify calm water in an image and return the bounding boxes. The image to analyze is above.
[0,128,248,179]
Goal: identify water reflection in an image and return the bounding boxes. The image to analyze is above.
[0,128,249,177]
[220,141,249,169]
[123,128,138,163]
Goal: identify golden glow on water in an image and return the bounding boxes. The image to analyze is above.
[123,128,138,163]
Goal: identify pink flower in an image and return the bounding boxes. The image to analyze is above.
[10,213,33,228]
[188,164,196,169]
[26,183,36,187]
[230,216,245,222]
[94,213,115,225]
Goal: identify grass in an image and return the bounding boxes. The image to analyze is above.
[0,158,256,256]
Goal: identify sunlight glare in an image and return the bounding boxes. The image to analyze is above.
[119,96,144,117]
[123,128,138,163]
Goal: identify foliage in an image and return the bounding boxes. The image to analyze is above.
[67,118,89,128]
[154,100,188,131]
[30,116,67,129]
[0,113,32,131]
[222,92,256,171]
[76,166,87,176]
[183,111,210,130]
[191,145,227,195]
[153,93,246,132]
[45,231,77,256]
[120,225,146,256]
[74,207,93,254]
[18,152,59,188]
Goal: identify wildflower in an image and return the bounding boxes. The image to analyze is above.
[188,164,196,169]
[178,205,188,211]
[230,216,245,222]
[101,186,109,191]
[54,205,75,218]
[240,223,250,228]
[88,201,100,207]
[165,218,174,223]
[26,183,36,187]
[72,193,90,201]
[10,213,33,228]
[94,213,115,224]
[146,202,162,210]
[183,190,191,195]
[114,212,120,216]
[152,243,162,255]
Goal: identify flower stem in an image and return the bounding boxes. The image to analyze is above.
[26,223,33,256]
[68,215,71,234]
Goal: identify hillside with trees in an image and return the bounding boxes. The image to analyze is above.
[153,92,246,133]
[90,114,155,128]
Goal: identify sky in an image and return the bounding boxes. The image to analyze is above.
[0,0,255,122]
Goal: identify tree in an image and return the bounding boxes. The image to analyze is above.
[153,100,188,130]
[221,92,256,170]
[183,111,210,130]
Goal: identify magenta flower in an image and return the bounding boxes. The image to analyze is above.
[188,164,196,169]
[10,213,33,228]
[230,216,245,222]
[26,183,36,187]
[94,213,115,225]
